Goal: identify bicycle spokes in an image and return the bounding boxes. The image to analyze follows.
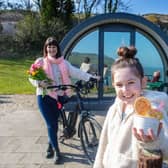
[80,117,102,164]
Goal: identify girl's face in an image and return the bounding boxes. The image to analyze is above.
[113,67,146,105]
[46,45,57,57]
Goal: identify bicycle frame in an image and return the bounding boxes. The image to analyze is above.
[47,80,96,135]
[47,80,101,164]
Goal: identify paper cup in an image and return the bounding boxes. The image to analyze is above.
[133,115,159,136]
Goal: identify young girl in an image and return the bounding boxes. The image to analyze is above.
[29,37,99,164]
[93,46,168,168]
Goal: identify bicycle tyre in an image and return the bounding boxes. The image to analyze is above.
[79,116,102,164]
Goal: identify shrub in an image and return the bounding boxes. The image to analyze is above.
[15,13,68,51]
[15,13,42,50]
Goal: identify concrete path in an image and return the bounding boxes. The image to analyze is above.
[0,95,107,168]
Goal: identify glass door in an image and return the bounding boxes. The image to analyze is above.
[99,25,135,99]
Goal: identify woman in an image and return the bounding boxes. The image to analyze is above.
[29,37,99,164]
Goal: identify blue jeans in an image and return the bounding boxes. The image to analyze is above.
[37,95,60,151]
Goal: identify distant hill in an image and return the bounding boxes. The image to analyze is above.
[68,52,114,73]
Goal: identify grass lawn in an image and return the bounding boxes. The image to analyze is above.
[0,58,35,94]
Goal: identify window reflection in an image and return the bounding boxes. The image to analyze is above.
[68,30,99,97]
[136,32,163,81]
[103,32,130,97]
[65,28,165,99]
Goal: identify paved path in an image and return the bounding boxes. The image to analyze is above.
[0,95,107,168]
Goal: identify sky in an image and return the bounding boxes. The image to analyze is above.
[72,0,167,70]
[125,0,168,15]
[5,0,168,15]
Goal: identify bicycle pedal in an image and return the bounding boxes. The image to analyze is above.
[59,134,70,140]
[59,136,66,143]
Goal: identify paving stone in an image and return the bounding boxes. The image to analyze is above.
[0,95,106,168]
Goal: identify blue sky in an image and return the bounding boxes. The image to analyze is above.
[73,0,167,70]
[126,0,168,14]
[7,0,168,15]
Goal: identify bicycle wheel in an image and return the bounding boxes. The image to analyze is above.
[80,116,102,164]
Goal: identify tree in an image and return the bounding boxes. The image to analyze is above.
[40,0,75,28]
[32,0,41,11]
[41,0,59,23]
[83,0,98,18]
[78,0,130,19]
[62,0,75,28]
[104,0,118,13]
[15,13,67,50]
[0,0,5,9]
[19,0,33,10]
[103,0,130,13]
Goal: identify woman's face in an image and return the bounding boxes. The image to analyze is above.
[46,45,57,57]
[113,67,146,105]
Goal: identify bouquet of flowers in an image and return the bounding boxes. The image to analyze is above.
[27,62,53,96]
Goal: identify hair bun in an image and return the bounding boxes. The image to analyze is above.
[117,46,137,59]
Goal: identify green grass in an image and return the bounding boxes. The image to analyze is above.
[0,58,35,94]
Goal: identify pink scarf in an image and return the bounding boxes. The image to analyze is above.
[43,56,71,99]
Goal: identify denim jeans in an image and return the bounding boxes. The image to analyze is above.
[37,95,60,151]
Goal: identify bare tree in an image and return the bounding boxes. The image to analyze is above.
[83,0,98,18]
[0,0,5,9]
[75,0,81,22]
[104,0,130,13]
[79,0,131,19]
[19,0,33,10]
[32,0,41,11]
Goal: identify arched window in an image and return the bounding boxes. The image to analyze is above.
[60,13,168,109]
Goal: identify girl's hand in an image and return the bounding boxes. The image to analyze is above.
[132,122,162,142]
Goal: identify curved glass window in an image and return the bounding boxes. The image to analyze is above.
[103,32,131,97]
[65,25,165,100]
[68,30,99,98]
[136,32,163,81]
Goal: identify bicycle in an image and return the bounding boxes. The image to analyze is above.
[47,79,102,164]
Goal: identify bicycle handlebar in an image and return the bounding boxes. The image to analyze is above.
[47,84,76,90]
[47,78,97,95]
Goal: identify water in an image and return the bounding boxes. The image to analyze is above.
[144,67,163,81]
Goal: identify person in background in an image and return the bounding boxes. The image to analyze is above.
[29,37,99,165]
[80,57,91,73]
[151,71,161,82]
[103,64,109,86]
[93,46,168,168]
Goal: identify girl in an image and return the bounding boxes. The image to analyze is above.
[29,37,99,164]
[93,46,168,168]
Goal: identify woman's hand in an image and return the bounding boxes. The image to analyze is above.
[96,75,101,81]
[132,122,162,142]
[90,75,101,81]
[38,80,49,88]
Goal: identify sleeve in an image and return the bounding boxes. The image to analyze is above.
[66,61,93,81]
[93,106,113,168]
[139,92,168,160]
[29,78,40,87]
[157,92,168,160]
